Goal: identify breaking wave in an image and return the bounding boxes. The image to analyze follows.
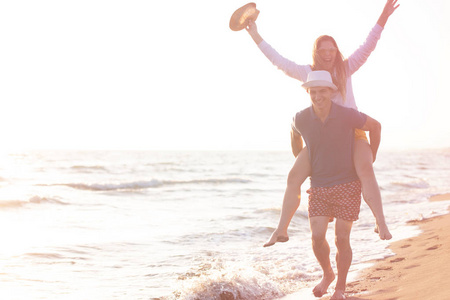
[45,178,251,192]
[70,165,109,173]
[0,196,68,209]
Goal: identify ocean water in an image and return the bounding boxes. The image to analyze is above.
[0,148,449,299]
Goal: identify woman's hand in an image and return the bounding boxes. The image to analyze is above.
[377,0,400,28]
[246,20,263,44]
[245,20,257,34]
[383,0,400,17]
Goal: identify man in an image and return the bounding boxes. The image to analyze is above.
[291,71,381,300]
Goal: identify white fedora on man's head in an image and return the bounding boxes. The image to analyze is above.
[301,70,338,91]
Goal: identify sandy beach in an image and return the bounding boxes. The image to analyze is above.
[281,193,450,300]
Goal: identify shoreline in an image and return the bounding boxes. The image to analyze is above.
[346,193,450,300]
[279,193,450,300]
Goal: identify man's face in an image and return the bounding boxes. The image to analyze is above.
[309,86,333,111]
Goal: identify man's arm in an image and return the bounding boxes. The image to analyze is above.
[290,128,303,158]
[361,116,381,162]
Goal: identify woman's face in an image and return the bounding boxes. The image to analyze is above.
[317,40,337,70]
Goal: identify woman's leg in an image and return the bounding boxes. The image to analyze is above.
[353,140,392,240]
[264,147,311,247]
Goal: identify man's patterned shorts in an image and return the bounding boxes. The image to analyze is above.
[307,180,362,222]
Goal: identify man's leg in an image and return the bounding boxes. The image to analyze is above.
[310,216,335,297]
[331,218,354,300]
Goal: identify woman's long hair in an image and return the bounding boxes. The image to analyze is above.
[311,35,347,101]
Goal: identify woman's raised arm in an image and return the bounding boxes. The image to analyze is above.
[246,20,263,45]
[377,0,400,28]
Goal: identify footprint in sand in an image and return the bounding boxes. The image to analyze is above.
[375,266,393,271]
[369,276,381,281]
[390,257,405,263]
[426,244,441,250]
[400,244,411,248]
[404,264,420,270]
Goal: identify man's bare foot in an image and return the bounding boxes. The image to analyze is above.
[374,223,392,240]
[263,230,289,247]
[312,271,335,297]
[330,289,346,300]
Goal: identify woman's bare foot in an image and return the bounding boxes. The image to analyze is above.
[263,230,289,247]
[330,289,346,300]
[312,271,335,297]
[374,222,392,240]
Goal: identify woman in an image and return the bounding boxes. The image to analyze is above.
[246,0,399,246]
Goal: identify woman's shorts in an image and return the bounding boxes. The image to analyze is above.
[307,180,362,222]
[354,129,368,142]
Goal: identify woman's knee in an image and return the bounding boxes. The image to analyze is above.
[287,166,308,187]
[354,144,375,179]
[287,148,311,186]
[287,169,300,187]
[355,158,374,178]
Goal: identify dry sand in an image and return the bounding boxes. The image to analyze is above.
[280,193,450,300]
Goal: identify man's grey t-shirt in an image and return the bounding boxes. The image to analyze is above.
[293,102,367,188]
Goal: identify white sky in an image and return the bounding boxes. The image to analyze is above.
[1,0,449,151]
